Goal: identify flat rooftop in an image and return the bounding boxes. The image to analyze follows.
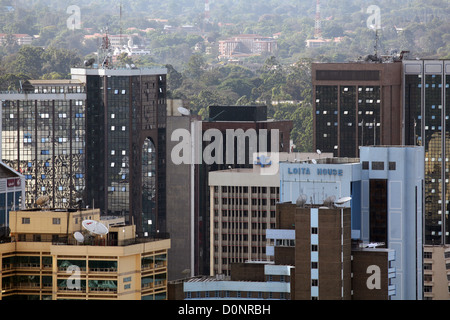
[70,66,167,76]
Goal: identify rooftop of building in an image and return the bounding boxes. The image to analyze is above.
[4,206,169,247]
[281,156,360,164]
[70,66,167,77]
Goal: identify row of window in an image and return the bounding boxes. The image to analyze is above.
[185,290,287,299]
[215,186,279,194]
[361,161,396,171]
[215,210,276,218]
[215,198,278,206]
[215,222,276,229]
[22,217,61,224]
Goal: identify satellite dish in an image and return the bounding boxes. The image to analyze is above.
[336,196,352,205]
[74,232,85,243]
[82,220,109,235]
[178,106,190,116]
[84,58,95,67]
[316,149,322,155]
[323,195,336,208]
[366,242,385,248]
[311,159,317,164]
[181,269,191,278]
[296,194,307,208]
[36,195,49,207]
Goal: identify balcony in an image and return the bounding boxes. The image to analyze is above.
[88,267,117,274]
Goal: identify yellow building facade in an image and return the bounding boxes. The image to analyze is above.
[0,208,170,300]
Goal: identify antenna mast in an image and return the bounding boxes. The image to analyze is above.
[99,27,113,69]
[314,0,322,39]
[120,1,123,47]
[205,0,210,22]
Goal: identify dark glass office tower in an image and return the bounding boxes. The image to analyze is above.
[312,62,403,158]
[403,60,450,245]
[71,67,167,236]
[1,80,86,209]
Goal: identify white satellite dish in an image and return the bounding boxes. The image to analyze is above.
[74,231,85,243]
[366,242,385,248]
[311,159,317,164]
[178,106,190,116]
[336,196,352,205]
[316,149,322,155]
[82,220,109,235]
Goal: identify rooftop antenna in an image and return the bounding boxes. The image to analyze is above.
[99,26,113,69]
[374,29,379,59]
[119,0,123,48]
[314,0,322,39]
[205,0,210,23]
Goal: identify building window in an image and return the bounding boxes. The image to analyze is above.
[362,161,369,170]
[311,227,318,234]
[388,162,396,170]
[424,252,432,259]
[371,161,384,170]
[312,279,318,286]
[22,217,30,224]
[311,245,318,252]
[53,218,61,225]
[424,263,432,270]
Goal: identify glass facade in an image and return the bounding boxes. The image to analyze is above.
[315,86,338,155]
[358,86,381,149]
[339,86,357,157]
[315,85,381,157]
[1,84,86,209]
[424,74,443,244]
[84,71,166,235]
[404,61,450,245]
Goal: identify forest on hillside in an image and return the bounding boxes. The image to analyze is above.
[0,0,448,151]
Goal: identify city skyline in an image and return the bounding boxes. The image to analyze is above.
[0,0,448,305]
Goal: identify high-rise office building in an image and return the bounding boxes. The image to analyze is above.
[403,59,450,245]
[208,152,330,277]
[312,61,403,158]
[209,165,280,276]
[71,67,167,236]
[0,79,86,209]
[359,146,424,300]
[193,105,292,276]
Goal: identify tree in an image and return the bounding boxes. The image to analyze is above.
[184,53,207,80]
[40,46,82,78]
[5,45,45,79]
[165,64,183,92]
